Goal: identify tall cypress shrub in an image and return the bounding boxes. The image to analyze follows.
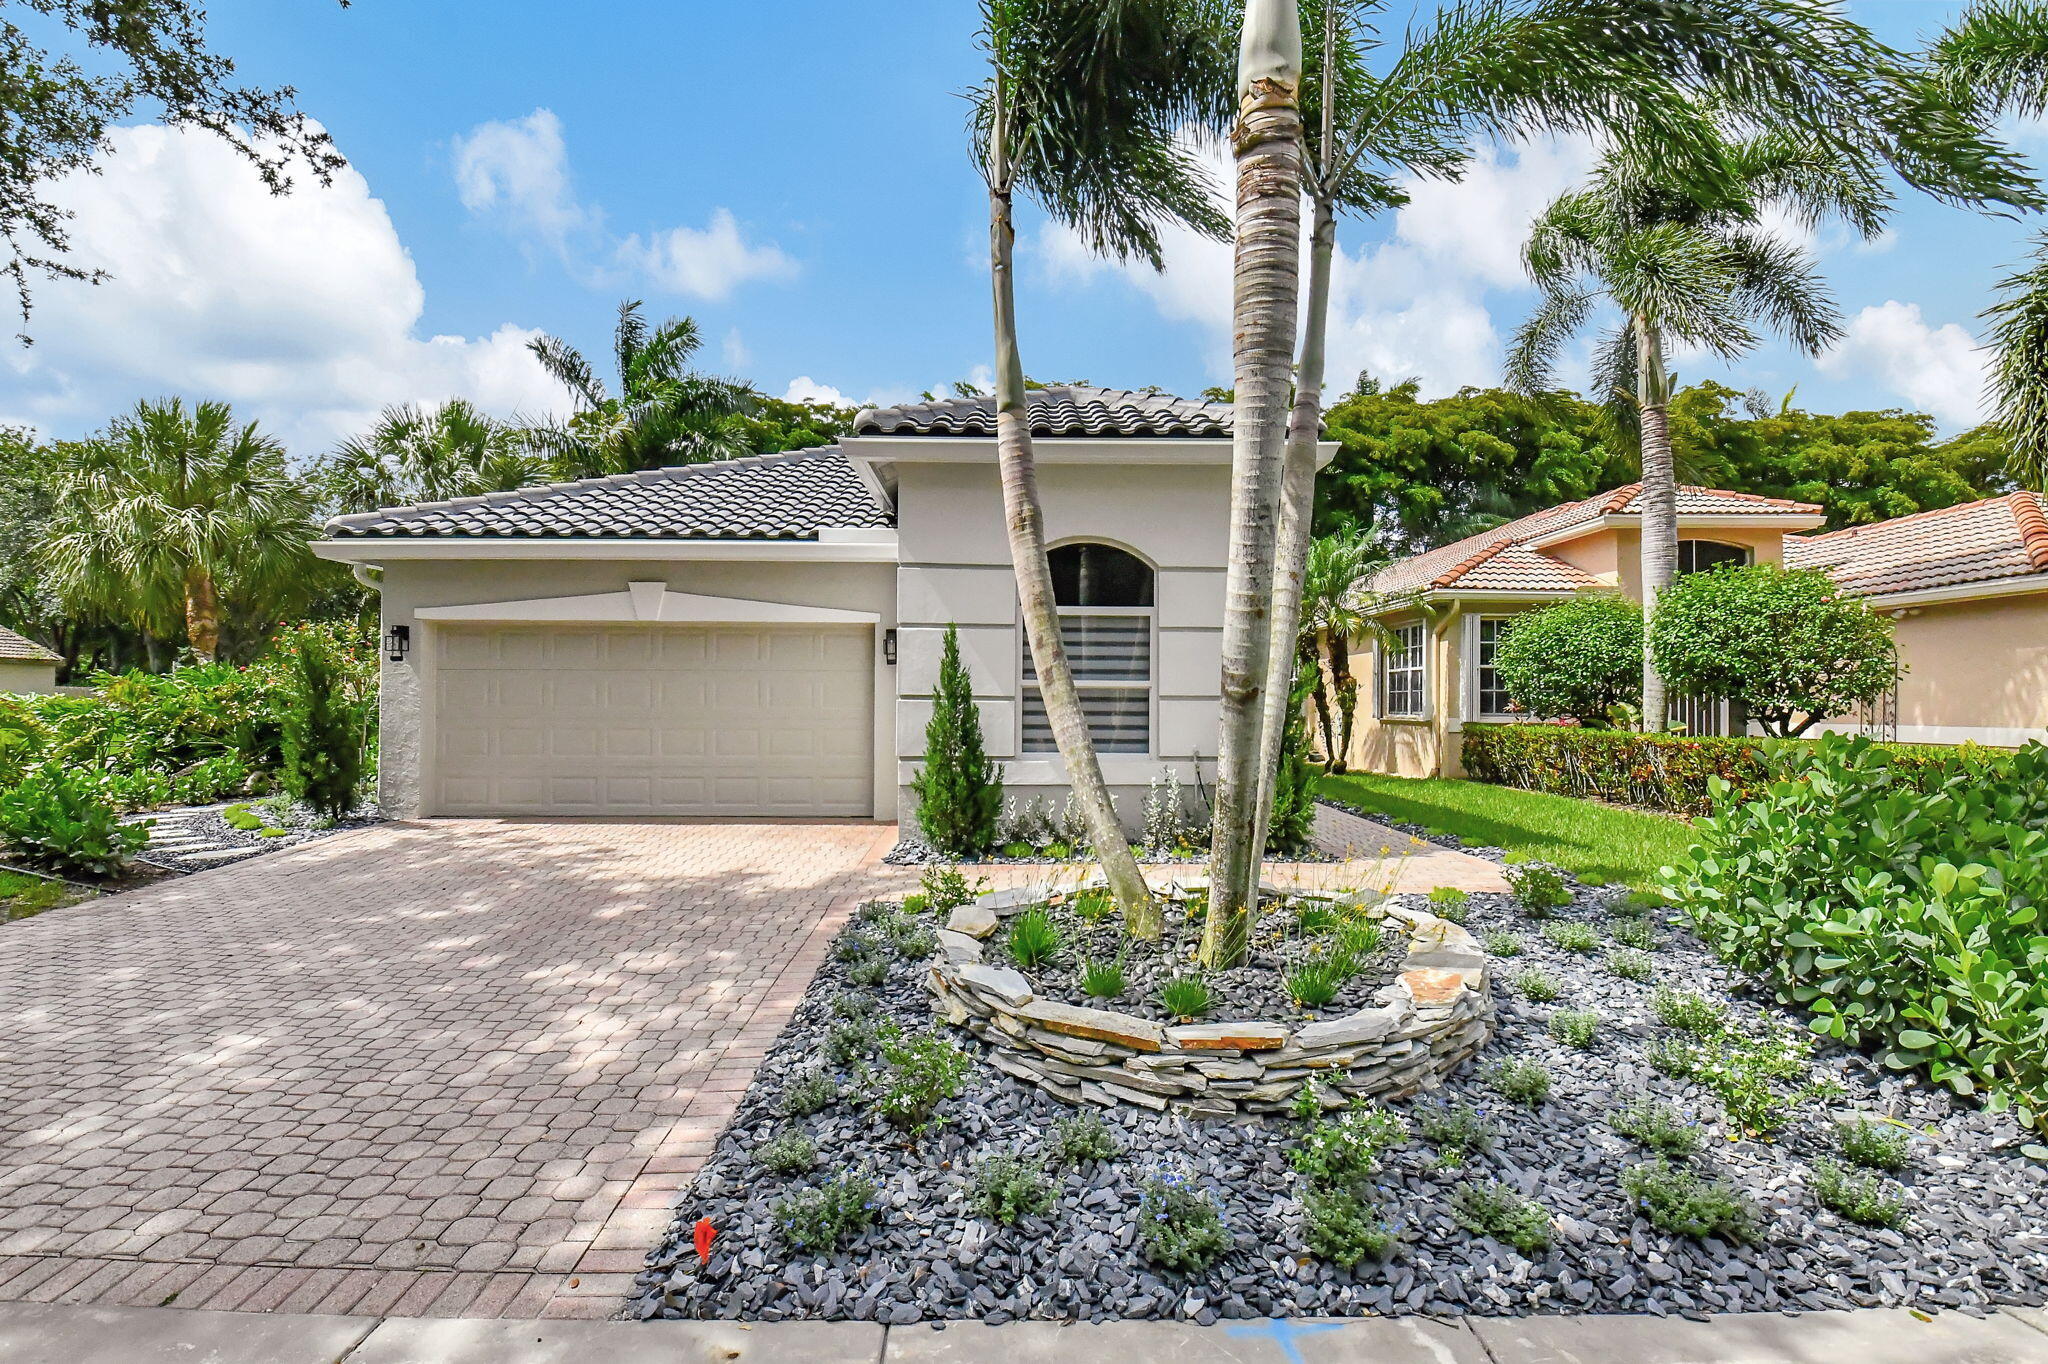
[910,624,1003,855]
[280,631,365,821]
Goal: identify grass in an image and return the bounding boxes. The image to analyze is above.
[0,869,86,922]
[1316,771,1698,889]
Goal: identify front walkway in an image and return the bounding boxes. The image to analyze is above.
[0,819,899,1320]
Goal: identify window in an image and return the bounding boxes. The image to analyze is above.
[1473,617,1515,718]
[1379,622,1427,718]
[1020,543,1153,754]
[1677,539,1749,575]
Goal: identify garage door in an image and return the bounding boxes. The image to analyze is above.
[431,623,874,816]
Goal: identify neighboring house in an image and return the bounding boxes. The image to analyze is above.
[1346,485,1827,778]
[312,387,1334,825]
[0,626,60,694]
[1785,491,2048,749]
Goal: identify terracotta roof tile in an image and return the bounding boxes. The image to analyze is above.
[854,385,1230,439]
[1784,491,2048,597]
[0,627,57,663]
[324,446,892,541]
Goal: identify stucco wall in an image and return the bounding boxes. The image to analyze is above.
[0,659,58,695]
[1882,592,2048,744]
[373,557,896,819]
[1346,605,1462,779]
[892,459,1231,828]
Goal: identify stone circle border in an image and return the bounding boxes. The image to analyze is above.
[922,878,1494,1117]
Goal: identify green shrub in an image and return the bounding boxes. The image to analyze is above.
[1079,955,1127,1000]
[970,1153,1054,1226]
[1484,932,1524,957]
[824,1017,881,1067]
[1651,987,1727,1036]
[1005,906,1062,970]
[1811,1158,1908,1228]
[865,1027,970,1133]
[1651,564,1897,738]
[909,625,1003,855]
[1412,1099,1497,1167]
[774,1173,877,1252]
[846,954,889,987]
[1622,1161,1762,1243]
[1514,968,1561,1002]
[1073,887,1115,923]
[1838,1118,1912,1172]
[1486,1058,1552,1107]
[780,1069,839,1118]
[1490,595,1643,728]
[919,863,984,913]
[1542,921,1599,954]
[1505,862,1572,917]
[835,930,883,963]
[1608,1098,1704,1158]
[1049,1112,1118,1166]
[1136,1174,1231,1271]
[1450,1181,1551,1255]
[277,629,366,821]
[1548,1009,1600,1050]
[1605,948,1654,982]
[892,924,938,961]
[1644,1027,1832,1136]
[1266,666,1320,855]
[1303,1187,1395,1265]
[830,991,879,1021]
[755,1132,818,1175]
[1291,1101,1406,1189]
[1425,885,1470,922]
[1609,918,1657,951]
[1663,734,2048,1134]
[1158,974,1211,1021]
[0,762,149,876]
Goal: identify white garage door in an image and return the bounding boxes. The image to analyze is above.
[431,623,874,817]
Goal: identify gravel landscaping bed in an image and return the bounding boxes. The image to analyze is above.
[883,836,1335,866]
[129,801,384,872]
[1016,892,1408,1024]
[635,871,2048,1325]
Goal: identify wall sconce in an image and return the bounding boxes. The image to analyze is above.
[384,624,411,662]
[883,628,897,665]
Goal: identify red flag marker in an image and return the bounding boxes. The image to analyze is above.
[693,1218,715,1264]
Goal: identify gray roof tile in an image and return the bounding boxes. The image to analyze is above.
[323,446,892,541]
[855,385,1230,438]
[0,626,57,663]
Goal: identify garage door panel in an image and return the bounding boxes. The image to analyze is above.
[433,623,873,817]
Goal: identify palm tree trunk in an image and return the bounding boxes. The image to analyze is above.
[1330,632,1356,773]
[1250,190,1335,866]
[1202,0,1304,969]
[184,567,221,664]
[1634,315,1677,734]
[1310,632,1338,763]
[988,139,1156,936]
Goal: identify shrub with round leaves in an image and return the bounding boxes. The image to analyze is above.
[1491,595,1643,728]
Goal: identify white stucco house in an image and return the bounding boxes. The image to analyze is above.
[312,387,1334,827]
[0,626,60,694]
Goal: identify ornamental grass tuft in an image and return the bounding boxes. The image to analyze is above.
[1005,906,1062,970]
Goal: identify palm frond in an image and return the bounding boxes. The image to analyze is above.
[1503,285,1593,395]
[1983,232,2048,491]
[527,334,607,410]
[1932,0,2048,119]
[1716,227,1843,357]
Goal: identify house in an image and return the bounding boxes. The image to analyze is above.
[1784,490,2048,749]
[0,626,60,694]
[1346,484,2048,778]
[312,387,1334,824]
[1345,485,1828,778]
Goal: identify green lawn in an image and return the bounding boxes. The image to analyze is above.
[1315,770,1700,889]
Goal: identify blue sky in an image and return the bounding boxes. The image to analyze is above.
[0,0,2036,455]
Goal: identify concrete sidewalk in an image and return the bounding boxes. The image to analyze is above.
[1,1301,2043,1363]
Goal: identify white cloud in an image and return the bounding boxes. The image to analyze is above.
[454,108,793,301]
[721,327,750,370]
[0,123,569,454]
[783,375,849,405]
[1818,301,1986,428]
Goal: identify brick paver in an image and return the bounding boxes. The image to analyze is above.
[0,818,900,1319]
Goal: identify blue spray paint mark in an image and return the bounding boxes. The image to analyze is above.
[1225,1318,1347,1363]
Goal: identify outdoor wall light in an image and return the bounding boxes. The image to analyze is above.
[384,624,411,662]
[883,628,897,665]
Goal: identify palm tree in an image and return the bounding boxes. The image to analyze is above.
[527,302,758,479]
[1298,530,1385,773]
[1506,128,1889,730]
[974,0,1234,936]
[318,399,548,513]
[41,399,316,663]
[1936,0,2048,491]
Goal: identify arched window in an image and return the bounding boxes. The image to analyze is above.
[1021,543,1154,754]
[1677,539,1750,575]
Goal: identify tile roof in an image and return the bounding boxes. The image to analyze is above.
[324,446,893,541]
[0,626,57,664]
[1369,484,1824,597]
[1784,491,2048,597]
[854,385,1231,439]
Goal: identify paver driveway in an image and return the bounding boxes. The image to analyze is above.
[0,819,900,1320]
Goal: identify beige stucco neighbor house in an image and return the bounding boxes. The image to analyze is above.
[312,387,1334,826]
[0,626,60,694]
[1347,484,2048,778]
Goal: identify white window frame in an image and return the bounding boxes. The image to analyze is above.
[1019,604,1156,757]
[1467,614,1518,721]
[1377,621,1428,719]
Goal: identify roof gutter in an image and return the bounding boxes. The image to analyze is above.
[1860,571,2048,609]
[310,533,901,565]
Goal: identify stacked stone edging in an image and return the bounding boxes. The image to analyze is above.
[924,879,1494,1117]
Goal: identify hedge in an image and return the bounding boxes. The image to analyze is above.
[1460,722,1994,815]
